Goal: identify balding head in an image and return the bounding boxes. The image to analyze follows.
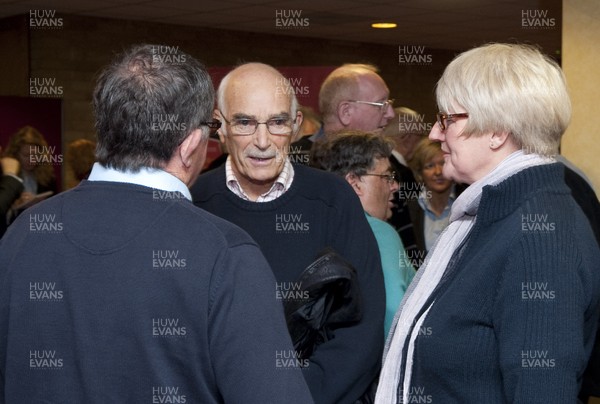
[319,64,394,134]
[217,63,298,119]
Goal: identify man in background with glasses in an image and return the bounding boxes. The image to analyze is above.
[291,64,395,166]
[191,62,385,404]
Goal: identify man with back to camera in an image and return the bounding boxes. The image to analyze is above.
[190,62,385,404]
[0,45,313,403]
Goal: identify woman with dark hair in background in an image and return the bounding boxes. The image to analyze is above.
[3,125,57,206]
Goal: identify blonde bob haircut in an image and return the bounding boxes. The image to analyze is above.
[436,43,571,156]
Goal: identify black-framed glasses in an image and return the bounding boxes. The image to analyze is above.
[201,120,222,138]
[219,112,296,136]
[362,171,397,184]
[348,99,394,112]
[436,112,469,131]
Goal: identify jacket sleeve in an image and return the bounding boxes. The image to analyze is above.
[302,187,386,404]
[208,241,314,404]
[0,175,23,217]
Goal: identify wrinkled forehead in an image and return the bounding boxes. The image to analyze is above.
[222,69,294,115]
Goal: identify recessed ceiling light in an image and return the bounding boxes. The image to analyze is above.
[371,22,397,29]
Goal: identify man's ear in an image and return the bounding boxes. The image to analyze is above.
[345,172,363,196]
[213,109,227,144]
[338,101,352,126]
[179,128,205,168]
[290,110,304,142]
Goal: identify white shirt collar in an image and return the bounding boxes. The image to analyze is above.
[392,150,407,166]
[87,162,192,201]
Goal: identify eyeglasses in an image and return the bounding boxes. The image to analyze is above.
[201,120,222,138]
[219,113,296,136]
[362,171,397,184]
[348,99,394,112]
[435,112,469,131]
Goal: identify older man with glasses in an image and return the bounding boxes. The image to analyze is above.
[191,62,385,404]
[290,63,395,167]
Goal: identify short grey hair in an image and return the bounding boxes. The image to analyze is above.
[436,43,571,156]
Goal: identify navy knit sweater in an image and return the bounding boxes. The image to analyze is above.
[192,163,385,404]
[0,181,313,403]
[403,164,600,403]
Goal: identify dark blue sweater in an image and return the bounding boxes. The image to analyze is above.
[192,163,385,404]
[0,181,313,403]
[404,164,600,403]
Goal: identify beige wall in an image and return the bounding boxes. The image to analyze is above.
[562,0,600,193]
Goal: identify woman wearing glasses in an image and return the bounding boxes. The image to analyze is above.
[376,43,600,403]
[315,131,415,337]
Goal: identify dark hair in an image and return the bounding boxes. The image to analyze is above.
[93,44,215,172]
[315,131,394,177]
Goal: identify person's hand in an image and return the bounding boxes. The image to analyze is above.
[1,157,20,176]
[12,192,35,209]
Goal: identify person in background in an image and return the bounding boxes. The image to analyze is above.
[316,131,415,337]
[281,105,320,166]
[3,125,57,204]
[382,107,424,266]
[291,63,395,167]
[376,43,600,403]
[298,105,321,138]
[407,138,457,259]
[191,62,385,404]
[65,138,96,188]
[0,44,312,403]
[0,156,23,237]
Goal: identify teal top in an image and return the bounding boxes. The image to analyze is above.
[365,213,416,337]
